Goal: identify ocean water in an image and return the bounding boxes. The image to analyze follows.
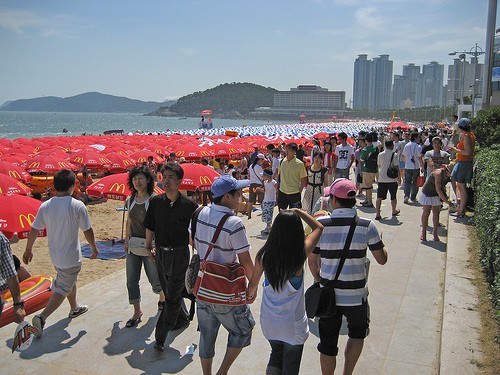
[0,111,288,140]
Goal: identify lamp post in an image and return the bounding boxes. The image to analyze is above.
[449,44,485,116]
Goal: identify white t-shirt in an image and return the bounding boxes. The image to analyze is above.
[402,142,422,169]
[249,164,264,185]
[377,149,399,183]
[263,179,277,203]
[335,144,355,170]
[31,196,92,269]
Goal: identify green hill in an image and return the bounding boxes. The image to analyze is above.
[150,82,277,118]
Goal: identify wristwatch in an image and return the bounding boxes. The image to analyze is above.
[13,301,25,308]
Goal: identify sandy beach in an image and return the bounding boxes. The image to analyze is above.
[9,199,126,286]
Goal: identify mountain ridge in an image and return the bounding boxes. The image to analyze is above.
[0,92,174,113]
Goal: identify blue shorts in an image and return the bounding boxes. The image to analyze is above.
[451,161,473,184]
[399,161,405,169]
[196,300,255,358]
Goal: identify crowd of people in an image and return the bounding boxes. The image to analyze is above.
[0,116,475,374]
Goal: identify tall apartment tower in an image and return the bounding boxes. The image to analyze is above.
[421,61,444,107]
[353,54,371,110]
[371,55,393,111]
[446,57,484,106]
[353,54,393,111]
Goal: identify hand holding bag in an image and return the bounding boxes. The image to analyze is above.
[305,217,358,319]
[417,175,425,187]
[185,206,204,294]
[193,213,248,306]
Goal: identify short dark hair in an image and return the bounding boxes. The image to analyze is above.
[410,132,419,142]
[160,162,184,180]
[331,195,356,208]
[338,132,347,140]
[271,148,280,155]
[54,169,76,192]
[287,143,298,152]
[385,140,394,149]
[128,165,155,195]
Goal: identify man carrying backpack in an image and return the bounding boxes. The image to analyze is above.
[359,133,379,208]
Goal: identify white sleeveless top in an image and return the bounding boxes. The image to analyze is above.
[260,275,309,345]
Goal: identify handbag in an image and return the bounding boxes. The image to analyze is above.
[386,152,399,179]
[193,213,247,306]
[185,206,205,294]
[305,217,358,319]
[417,175,425,187]
[128,236,150,257]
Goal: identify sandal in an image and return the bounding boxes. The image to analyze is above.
[158,301,166,311]
[126,314,142,328]
[375,215,382,220]
[392,209,400,216]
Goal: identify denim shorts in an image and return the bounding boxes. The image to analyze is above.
[53,265,82,296]
[196,300,255,358]
[451,161,473,184]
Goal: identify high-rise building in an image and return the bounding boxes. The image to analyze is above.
[353,54,393,111]
[446,58,484,106]
[353,54,371,110]
[421,61,444,107]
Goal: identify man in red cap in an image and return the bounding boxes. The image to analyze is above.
[308,178,388,374]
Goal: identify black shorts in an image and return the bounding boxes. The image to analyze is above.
[277,190,302,210]
[249,183,264,204]
[317,299,370,356]
[377,182,398,201]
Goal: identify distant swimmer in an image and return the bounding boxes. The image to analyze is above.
[62,128,68,133]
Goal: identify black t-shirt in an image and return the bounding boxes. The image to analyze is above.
[296,148,305,161]
[144,193,198,247]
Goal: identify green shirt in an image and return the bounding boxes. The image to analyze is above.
[360,144,379,173]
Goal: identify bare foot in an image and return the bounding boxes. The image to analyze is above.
[420,233,427,241]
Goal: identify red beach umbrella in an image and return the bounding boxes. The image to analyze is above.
[102,153,136,173]
[87,173,164,201]
[0,173,32,196]
[24,155,77,173]
[174,144,215,161]
[201,109,213,116]
[69,150,112,170]
[179,163,221,192]
[387,121,410,130]
[207,143,243,159]
[0,195,46,239]
[128,150,164,165]
[0,161,33,183]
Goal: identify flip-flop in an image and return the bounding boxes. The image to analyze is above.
[392,209,400,216]
[126,315,142,328]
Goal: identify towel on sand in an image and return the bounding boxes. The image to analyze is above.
[81,239,126,260]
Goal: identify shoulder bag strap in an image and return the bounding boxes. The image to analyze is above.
[331,216,359,283]
[200,213,232,269]
[389,151,395,166]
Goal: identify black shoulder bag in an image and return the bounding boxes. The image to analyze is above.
[305,216,358,319]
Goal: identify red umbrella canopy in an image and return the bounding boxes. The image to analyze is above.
[0,173,32,196]
[0,195,46,239]
[174,144,215,161]
[0,161,33,183]
[102,153,136,173]
[207,143,243,159]
[69,150,112,169]
[179,163,220,192]
[128,150,164,165]
[25,154,77,173]
[201,109,213,116]
[86,173,164,201]
[387,121,410,130]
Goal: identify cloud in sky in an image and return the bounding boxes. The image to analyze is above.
[0,0,493,106]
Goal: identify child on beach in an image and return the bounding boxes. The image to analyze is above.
[23,169,99,337]
[260,169,278,235]
[247,208,323,375]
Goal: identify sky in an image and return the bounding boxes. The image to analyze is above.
[0,0,493,107]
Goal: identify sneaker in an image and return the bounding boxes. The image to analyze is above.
[154,341,165,352]
[32,314,45,338]
[261,229,270,235]
[68,305,88,319]
[361,201,374,208]
[403,197,409,204]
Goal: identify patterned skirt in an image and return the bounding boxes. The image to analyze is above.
[302,185,324,214]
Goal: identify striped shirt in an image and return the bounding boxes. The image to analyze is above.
[313,208,384,306]
[192,204,251,265]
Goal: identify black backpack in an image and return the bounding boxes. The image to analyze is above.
[364,147,379,170]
